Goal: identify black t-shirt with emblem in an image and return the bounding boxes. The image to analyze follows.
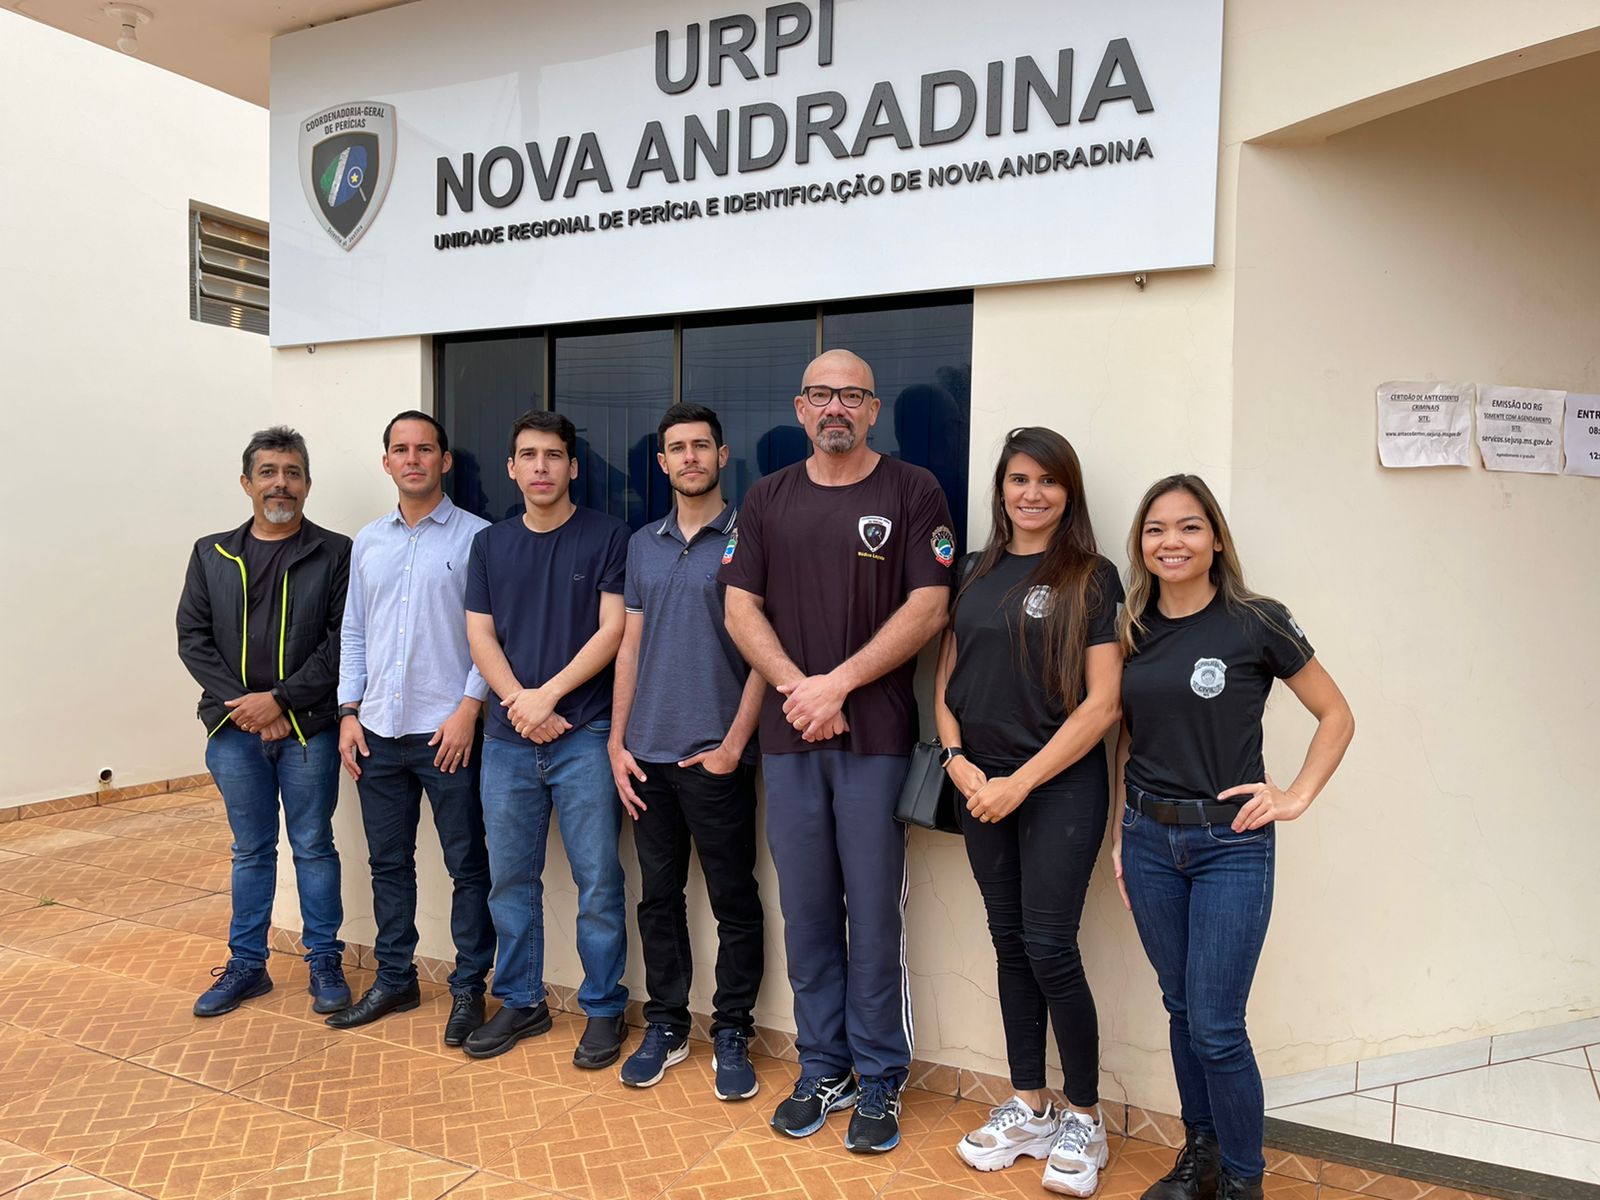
[718,454,955,756]
[1122,592,1314,800]
[945,551,1123,778]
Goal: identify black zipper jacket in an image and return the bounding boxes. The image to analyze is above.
[176,517,352,742]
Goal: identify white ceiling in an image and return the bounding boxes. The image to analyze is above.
[6,0,417,106]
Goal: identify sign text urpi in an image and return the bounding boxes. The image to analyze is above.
[434,0,1152,217]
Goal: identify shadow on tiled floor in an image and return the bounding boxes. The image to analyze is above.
[0,794,1494,1199]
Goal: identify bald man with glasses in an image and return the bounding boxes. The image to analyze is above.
[720,350,955,1154]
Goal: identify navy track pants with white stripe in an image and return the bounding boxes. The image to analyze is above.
[762,749,912,1086]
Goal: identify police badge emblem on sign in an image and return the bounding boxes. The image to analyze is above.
[1190,657,1227,699]
[300,102,397,251]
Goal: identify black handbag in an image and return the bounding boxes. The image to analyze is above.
[895,740,963,834]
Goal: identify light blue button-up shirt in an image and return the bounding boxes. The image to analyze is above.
[339,494,490,737]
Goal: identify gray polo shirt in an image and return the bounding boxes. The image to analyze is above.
[622,501,755,764]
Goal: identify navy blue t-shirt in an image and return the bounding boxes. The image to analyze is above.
[465,506,630,741]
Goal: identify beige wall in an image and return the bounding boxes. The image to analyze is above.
[1231,52,1600,1074]
[0,12,269,808]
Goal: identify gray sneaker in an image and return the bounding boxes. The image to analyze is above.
[956,1095,1059,1171]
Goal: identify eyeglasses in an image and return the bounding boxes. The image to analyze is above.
[801,385,876,409]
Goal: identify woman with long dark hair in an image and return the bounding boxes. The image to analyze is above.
[1114,475,1353,1200]
[934,427,1124,1197]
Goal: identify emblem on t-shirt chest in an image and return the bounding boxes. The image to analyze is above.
[857,515,893,554]
[1190,657,1227,699]
[1024,585,1055,619]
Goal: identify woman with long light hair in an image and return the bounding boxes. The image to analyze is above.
[934,427,1124,1197]
[1114,475,1354,1200]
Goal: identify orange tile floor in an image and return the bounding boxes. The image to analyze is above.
[0,793,1483,1199]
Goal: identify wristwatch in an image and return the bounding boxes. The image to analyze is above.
[939,745,965,768]
[337,704,361,720]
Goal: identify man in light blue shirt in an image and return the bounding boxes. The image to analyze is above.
[329,410,495,1047]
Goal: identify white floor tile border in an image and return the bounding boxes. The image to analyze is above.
[1489,1015,1600,1063]
[1266,1017,1600,1104]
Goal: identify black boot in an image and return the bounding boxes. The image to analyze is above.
[1140,1127,1220,1200]
[1215,1169,1263,1200]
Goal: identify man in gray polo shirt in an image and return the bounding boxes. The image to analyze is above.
[609,402,765,1101]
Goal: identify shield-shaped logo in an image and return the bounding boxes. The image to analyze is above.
[858,515,893,554]
[1190,657,1227,699]
[299,101,397,251]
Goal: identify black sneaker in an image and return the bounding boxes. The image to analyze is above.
[770,1071,857,1138]
[462,1001,553,1059]
[844,1075,902,1153]
[573,1014,628,1070]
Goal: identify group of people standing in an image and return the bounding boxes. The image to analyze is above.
[175,347,1353,1200]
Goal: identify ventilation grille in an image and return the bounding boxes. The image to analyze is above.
[190,205,269,335]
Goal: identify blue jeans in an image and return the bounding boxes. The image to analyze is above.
[1121,786,1275,1179]
[353,729,494,995]
[479,723,627,1014]
[205,726,344,967]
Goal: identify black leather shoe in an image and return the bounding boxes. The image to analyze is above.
[1141,1127,1220,1200]
[572,1014,628,1069]
[324,981,422,1029]
[462,1001,552,1059]
[443,992,486,1047]
[1215,1170,1263,1200]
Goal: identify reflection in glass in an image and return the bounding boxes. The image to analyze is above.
[438,334,544,522]
[682,315,815,512]
[438,295,973,540]
[825,298,973,542]
[552,326,675,528]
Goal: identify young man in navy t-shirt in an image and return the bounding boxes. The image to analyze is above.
[461,410,633,1068]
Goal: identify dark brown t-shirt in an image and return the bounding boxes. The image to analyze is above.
[718,454,955,756]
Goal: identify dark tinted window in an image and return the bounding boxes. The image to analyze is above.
[438,296,972,542]
[552,326,674,527]
[438,333,544,522]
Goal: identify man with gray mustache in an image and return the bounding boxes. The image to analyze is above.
[177,425,352,1020]
[720,350,954,1154]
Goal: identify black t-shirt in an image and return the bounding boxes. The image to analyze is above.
[464,507,631,741]
[718,455,955,756]
[1122,592,1314,799]
[242,530,303,692]
[945,552,1123,775]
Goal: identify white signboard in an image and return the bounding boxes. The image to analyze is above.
[269,0,1224,345]
[1562,394,1600,478]
[1376,381,1474,468]
[1476,385,1563,474]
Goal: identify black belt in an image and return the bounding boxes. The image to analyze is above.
[1126,783,1242,826]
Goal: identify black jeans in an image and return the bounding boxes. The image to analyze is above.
[354,729,494,995]
[631,760,763,1036]
[962,755,1108,1105]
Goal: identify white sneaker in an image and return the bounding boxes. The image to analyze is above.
[955,1095,1059,1171]
[1041,1108,1109,1196]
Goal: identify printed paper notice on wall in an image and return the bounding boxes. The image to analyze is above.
[1475,385,1564,474]
[1376,382,1474,467]
[1562,395,1600,478]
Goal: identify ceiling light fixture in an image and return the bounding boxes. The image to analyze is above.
[104,4,153,55]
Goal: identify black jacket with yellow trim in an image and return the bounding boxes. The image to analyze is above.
[176,517,351,741]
